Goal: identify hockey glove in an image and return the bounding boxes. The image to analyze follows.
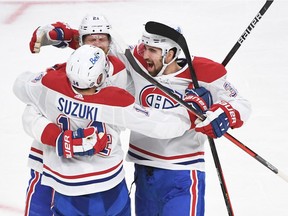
[56,127,108,158]
[195,101,239,138]
[184,86,213,113]
[184,86,213,128]
[29,22,79,53]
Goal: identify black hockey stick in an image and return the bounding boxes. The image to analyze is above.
[145,21,235,215]
[125,49,235,216]
[222,0,274,66]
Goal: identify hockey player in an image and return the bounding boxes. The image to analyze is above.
[122,24,251,216]
[27,17,251,215]
[14,45,198,215]
[30,14,128,89]
[23,14,131,216]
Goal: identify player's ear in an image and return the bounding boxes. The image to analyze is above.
[165,49,175,63]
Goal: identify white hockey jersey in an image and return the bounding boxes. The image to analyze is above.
[21,55,130,175]
[124,47,251,171]
[13,62,191,196]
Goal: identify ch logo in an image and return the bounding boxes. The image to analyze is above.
[139,85,181,109]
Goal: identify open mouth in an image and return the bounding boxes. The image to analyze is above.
[147,62,154,70]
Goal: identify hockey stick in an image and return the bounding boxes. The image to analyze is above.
[222,0,274,66]
[125,48,288,184]
[142,3,274,210]
[144,20,236,215]
[214,0,285,182]
[142,1,288,184]
[145,21,236,215]
[125,49,235,216]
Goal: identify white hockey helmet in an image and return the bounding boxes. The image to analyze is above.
[66,45,109,89]
[141,22,182,58]
[79,14,112,46]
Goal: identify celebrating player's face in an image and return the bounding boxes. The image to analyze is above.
[142,45,163,77]
[83,34,110,54]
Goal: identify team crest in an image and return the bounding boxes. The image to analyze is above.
[139,85,181,109]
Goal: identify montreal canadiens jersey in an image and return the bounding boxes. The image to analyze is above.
[123,46,251,171]
[14,61,191,195]
[21,55,130,175]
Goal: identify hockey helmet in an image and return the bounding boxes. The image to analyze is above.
[78,14,112,46]
[66,45,109,89]
[141,22,182,58]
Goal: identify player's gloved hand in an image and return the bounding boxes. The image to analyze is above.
[29,22,79,53]
[195,101,238,138]
[184,86,213,129]
[56,127,108,158]
[184,86,213,114]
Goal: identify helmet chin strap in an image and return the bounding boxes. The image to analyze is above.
[156,54,178,77]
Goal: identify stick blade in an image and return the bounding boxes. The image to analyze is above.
[145,21,183,45]
[145,21,190,60]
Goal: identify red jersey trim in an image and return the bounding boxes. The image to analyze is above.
[129,144,204,160]
[43,160,123,179]
[176,57,227,83]
[108,55,126,75]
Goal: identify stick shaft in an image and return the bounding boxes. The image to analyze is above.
[222,0,274,66]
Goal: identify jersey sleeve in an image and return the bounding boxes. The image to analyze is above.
[200,73,251,128]
[124,104,192,139]
[22,104,60,146]
[14,71,191,141]
[13,72,61,146]
[94,99,191,139]
[13,71,45,105]
[191,56,251,128]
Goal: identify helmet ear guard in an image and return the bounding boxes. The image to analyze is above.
[78,14,112,46]
[66,45,109,89]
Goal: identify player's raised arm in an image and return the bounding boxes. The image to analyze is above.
[30,22,79,53]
